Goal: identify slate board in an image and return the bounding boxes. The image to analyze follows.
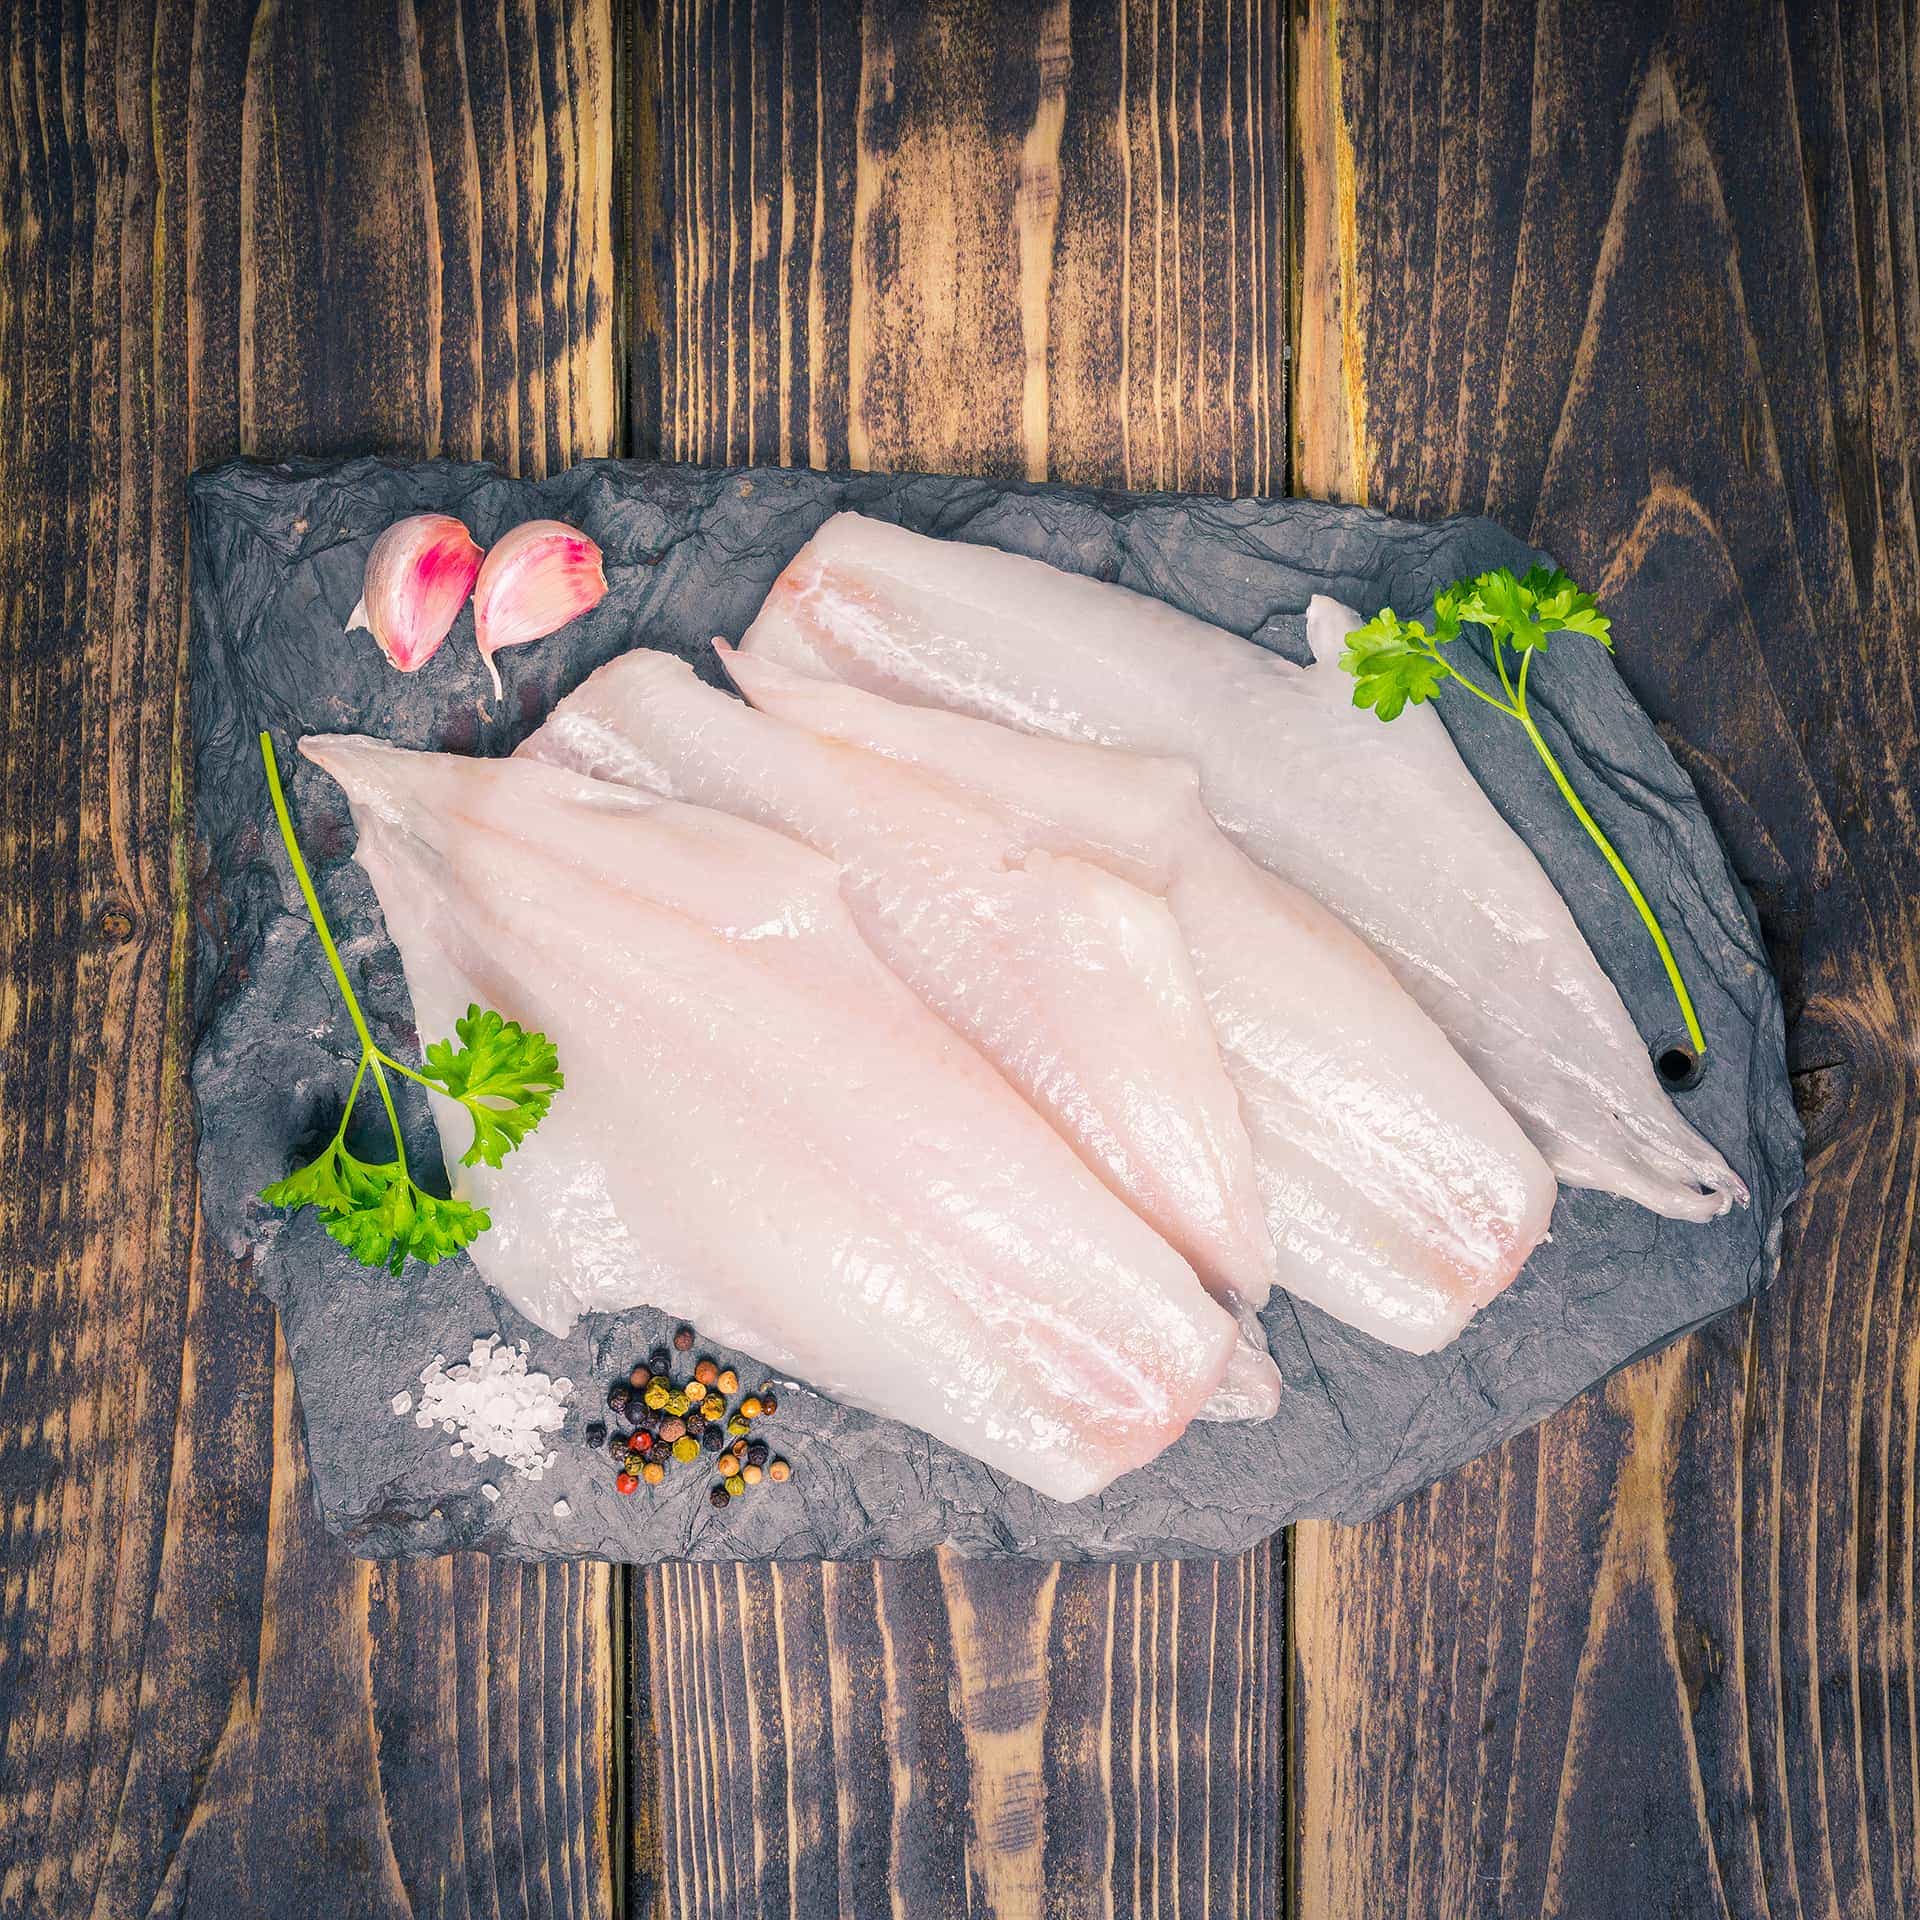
[187,456,1803,1562]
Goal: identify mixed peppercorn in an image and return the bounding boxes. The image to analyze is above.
[582,1325,791,1511]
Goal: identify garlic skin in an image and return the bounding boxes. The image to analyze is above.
[347,514,484,672]
[472,520,609,700]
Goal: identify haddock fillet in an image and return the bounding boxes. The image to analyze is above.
[301,734,1238,1500]
[739,513,1747,1223]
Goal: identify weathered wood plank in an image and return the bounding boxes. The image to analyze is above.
[1291,2,1918,1915]
[628,2,1287,1913]
[0,3,619,1911]
[634,0,1287,493]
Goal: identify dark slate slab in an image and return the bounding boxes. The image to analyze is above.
[187,456,1803,1561]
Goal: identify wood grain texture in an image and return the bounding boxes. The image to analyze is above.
[1291,2,1917,1915]
[632,1549,1282,1920]
[628,3,1287,1912]
[0,3,618,1912]
[633,0,1288,493]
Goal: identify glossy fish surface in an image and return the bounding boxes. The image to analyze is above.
[739,513,1747,1223]
[301,734,1239,1500]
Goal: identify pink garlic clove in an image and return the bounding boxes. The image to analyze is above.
[347,514,484,672]
[472,519,609,700]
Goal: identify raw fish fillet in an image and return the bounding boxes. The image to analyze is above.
[300,734,1239,1501]
[724,650,1559,1353]
[520,650,1277,1323]
[740,514,1748,1222]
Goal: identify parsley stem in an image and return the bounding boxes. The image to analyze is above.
[258,732,412,1176]
[1433,650,1518,718]
[1507,652,1708,1058]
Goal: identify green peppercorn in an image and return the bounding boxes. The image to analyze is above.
[643,1382,669,1412]
[672,1435,700,1463]
[665,1390,690,1418]
[700,1394,725,1421]
[727,1415,749,1438]
[724,1474,745,1497]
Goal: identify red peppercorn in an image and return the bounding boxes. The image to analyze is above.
[631,1430,653,1453]
[616,1472,639,1495]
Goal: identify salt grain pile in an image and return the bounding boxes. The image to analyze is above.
[394,1334,572,1480]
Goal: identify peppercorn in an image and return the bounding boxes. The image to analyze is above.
[643,1382,669,1411]
[616,1471,638,1495]
[607,1431,631,1459]
[648,1345,671,1374]
[607,1383,630,1413]
[716,1451,740,1476]
[631,1430,654,1454]
[739,1396,764,1420]
[692,1357,717,1387]
[631,1408,658,1435]
[629,1364,650,1389]
[642,1460,666,1485]
[709,1484,731,1509]
[727,1415,749,1438]
[757,1391,779,1416]
[624,1452,646,1476]
[724,1473,745,1497]
[658,1416,685,1443]
[768,1458,791,1482]
[742,1463,763,1486]
[700,1426,725,1453]
[673,1325,695,1352]
[698,1395,723,1421]
[745,1441,769,1468]
[665,1390,690,1418]
[672,1435,700,1463]
[584,1421,608,1449]
[715,1368,739,1396]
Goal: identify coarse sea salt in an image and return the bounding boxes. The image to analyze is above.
[395,1333,572,1481]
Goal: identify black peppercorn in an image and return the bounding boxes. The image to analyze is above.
[745,1441,769,1468]
[709,1484,731,1508]
[648,1346,671,1375]
[684,1411,705,1438]
[606,1382,630,1413]
[673,1325,696,1352]
[608,1431,634,1461]
[700,1424,724,1452]
[584,1420,608,1449]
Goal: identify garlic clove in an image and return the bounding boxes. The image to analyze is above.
[472,520,609,700]
[348,513,484,672]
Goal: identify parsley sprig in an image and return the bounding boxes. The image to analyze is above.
[1339,567,1706,1058]
[256,732,563,1272]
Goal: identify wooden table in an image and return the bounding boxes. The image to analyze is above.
[0,3,1909,1914]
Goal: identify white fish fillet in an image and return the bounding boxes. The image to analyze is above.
[739,514,1748,1223]
[300,735,1239,1500]
[519,650,1277,1323]
[723,650,1559,1353]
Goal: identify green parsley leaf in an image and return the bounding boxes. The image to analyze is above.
[1332,568,1700,1056]
[253,733,561,1273]
[1339,609,1454,722]
[420,1005,565,1169]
